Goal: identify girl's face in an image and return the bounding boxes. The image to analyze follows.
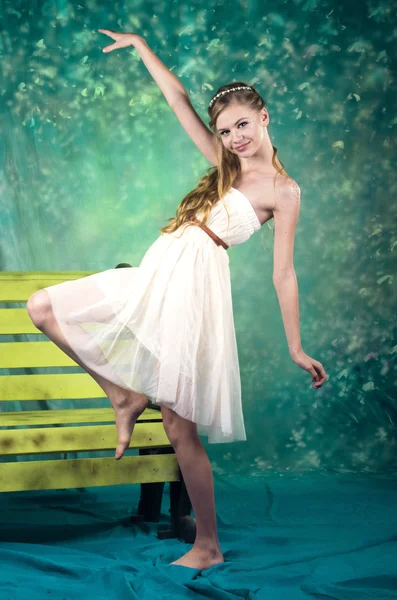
[215,105,267,156]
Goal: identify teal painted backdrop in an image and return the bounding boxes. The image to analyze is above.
[1,0,396,474]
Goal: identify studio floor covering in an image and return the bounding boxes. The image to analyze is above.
[0,470,396,599]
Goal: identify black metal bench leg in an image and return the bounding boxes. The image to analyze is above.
[129,440,196,542]
[171,469,196,543]
[130,447,168,524]
[157,464,196,543]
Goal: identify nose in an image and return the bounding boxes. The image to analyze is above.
[232,133,247,144]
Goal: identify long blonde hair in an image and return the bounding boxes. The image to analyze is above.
[159,81,291,251]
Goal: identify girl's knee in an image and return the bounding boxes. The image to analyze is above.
[160,405,198,446]
[26,290,51,328]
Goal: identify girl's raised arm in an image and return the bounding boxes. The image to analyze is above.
[98,30,217,165]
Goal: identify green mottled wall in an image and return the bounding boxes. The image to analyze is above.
[1,1,396,474]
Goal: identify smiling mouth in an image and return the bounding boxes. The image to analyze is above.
[235,142,250,150]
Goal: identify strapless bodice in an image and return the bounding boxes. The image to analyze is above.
[194,187,262,247]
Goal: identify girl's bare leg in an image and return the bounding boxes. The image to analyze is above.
[26,290,148,460]
[161,405,225,570]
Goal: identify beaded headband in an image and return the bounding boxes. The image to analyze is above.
[208,85,253,109]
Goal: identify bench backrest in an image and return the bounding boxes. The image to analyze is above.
[0,272,178,492]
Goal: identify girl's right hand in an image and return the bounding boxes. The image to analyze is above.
[98,29,140,53]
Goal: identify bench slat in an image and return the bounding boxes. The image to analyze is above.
[0,308,39,334]
[0,453,180,492]
[0,310,138,337]
[2,340,80,367]
[0,271,97,302]
[0,373,135,401]
[2,339,140,368]
[0,407,162,427]
[0,422,170,455]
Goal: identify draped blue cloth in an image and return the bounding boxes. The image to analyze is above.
[0,472,396,599]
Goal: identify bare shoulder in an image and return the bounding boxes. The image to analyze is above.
[256,174,301,222]
[273,176,301,211]
[275,176,300,199]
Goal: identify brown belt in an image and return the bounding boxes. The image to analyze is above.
[191,216,229,250]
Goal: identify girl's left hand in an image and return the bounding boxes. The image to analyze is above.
[291,350,328,389]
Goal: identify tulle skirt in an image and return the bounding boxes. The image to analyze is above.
[44,225,247,443]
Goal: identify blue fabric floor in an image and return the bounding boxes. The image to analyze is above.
[0,471,396,599]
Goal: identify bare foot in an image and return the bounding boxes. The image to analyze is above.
[112,390,148,460]
[171,547,224,570]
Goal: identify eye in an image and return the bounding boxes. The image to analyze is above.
[220,121,248,136]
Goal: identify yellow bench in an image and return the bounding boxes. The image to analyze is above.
[0,269,195,542]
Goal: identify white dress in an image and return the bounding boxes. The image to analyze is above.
[44,186,264,444]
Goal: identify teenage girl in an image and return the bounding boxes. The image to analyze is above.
[26,29,327,570]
